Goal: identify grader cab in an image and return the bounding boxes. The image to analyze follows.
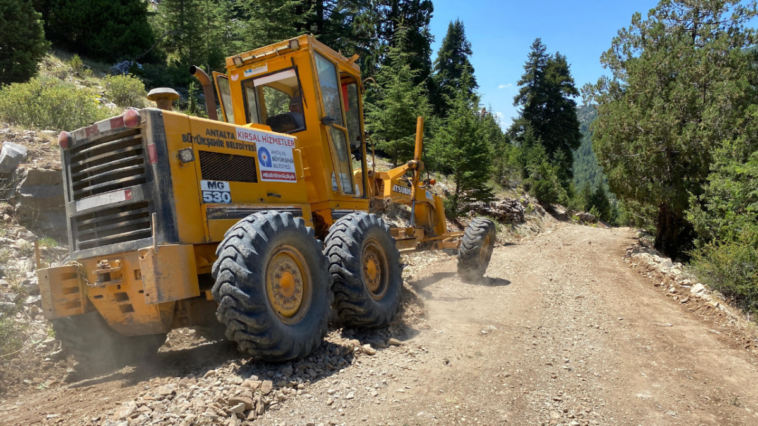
[39,35,496,368]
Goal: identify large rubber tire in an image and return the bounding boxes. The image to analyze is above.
[211,211,332,362]
[324,212,402,328]
[457,217,497,282]
[53,311,166,376]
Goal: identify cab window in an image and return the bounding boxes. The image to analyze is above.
[342,78,362,151]
[216,76,234,123]
[315,53,355,194]
[242,68,305,133]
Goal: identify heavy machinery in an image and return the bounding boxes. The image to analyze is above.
[38,35,496,367]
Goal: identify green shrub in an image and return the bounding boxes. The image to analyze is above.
[692,239,758,317]
[0,0,50,85]
[0,77,115,131]
[103,74,148,108]
[69,54,83,73]
[0,310,26,357]
[38,237,57,247]
[526,161,568,206]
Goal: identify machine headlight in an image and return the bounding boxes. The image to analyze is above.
[177,148,195,164]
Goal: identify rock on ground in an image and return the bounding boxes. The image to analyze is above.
[14,167,66,239]
[0,142,28,173]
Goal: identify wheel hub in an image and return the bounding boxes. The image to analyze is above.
[266,247,310,323]
[480,234,492,264]
[362,240,389,300]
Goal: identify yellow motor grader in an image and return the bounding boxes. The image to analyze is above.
[39,35,496,367]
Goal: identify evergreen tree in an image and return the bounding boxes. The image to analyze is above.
[0,0,49,85]
[365,28,429,167]
[432,19,476,117]
[542,53,581,177]
[35,0,154,63]
[589,184,611,222]
[518,126,568,206]
[304,0,376,61]
[215,0,246,59]
[157,0,215,67]
[479,108,510,184]
[242,0,310,49]
[377,0,434,86]
[512,38,548,130]
[587,0,758,257]
[432,71,493,217]
[577,182,592,211]
[511,38,581,185]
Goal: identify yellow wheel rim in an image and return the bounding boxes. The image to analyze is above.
[266,246,311,324]
[362,240,389,300]
[480,234,492,264]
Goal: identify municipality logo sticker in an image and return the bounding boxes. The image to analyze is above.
[258,147,272,167]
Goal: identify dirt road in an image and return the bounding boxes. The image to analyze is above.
[3,223,758,425]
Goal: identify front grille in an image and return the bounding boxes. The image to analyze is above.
[199,150,258,183]
[69,128,146,201]
[75,201,152,250]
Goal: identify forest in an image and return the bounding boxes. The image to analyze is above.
[1,0,757,315]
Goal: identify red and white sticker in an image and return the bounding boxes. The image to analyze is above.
[235,127,297,183]
[75,189,132,212]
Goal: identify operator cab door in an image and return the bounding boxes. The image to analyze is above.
[313,52,365,198]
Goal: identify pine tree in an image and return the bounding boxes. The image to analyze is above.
[365,28,429,167]
[157,0,205,66]
[36,0,154,63]
[0,0,49,85]
[242,0,310,49]
[377,0,434,86]
[432,71,493,217]
[215,0,246,59]
[512,38,548,132]
[517,126,568,206]
[511,39,581,185]
[577,182,592,212]
[304,0,374,59]
[479,108,510,184]
[432,19,476,117]
[589,185,611,222]
[542,53,581,178]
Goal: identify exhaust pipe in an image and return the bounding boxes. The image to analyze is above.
[189,65,218,121]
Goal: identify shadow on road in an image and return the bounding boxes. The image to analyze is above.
[67,324,408,391]
[482,277,511,287]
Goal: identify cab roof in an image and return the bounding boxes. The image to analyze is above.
[224,35,360,74]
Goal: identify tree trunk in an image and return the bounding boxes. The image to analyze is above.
[654,202,694,260]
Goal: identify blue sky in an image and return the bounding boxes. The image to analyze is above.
[429,0,661,128]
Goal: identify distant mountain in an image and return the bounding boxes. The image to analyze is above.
[573,104,607,191]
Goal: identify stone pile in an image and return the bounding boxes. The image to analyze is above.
[623,241,740,320]
[469,198,526,224]
[100,334,402,426]
[1,127,67,240]
[574,212,597,223]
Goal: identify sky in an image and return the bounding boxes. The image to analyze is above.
[428,0,661,129]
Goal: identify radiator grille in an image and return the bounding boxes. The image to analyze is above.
[75,201,152,250]
[199,151,258,183]
[69,129,146,201]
